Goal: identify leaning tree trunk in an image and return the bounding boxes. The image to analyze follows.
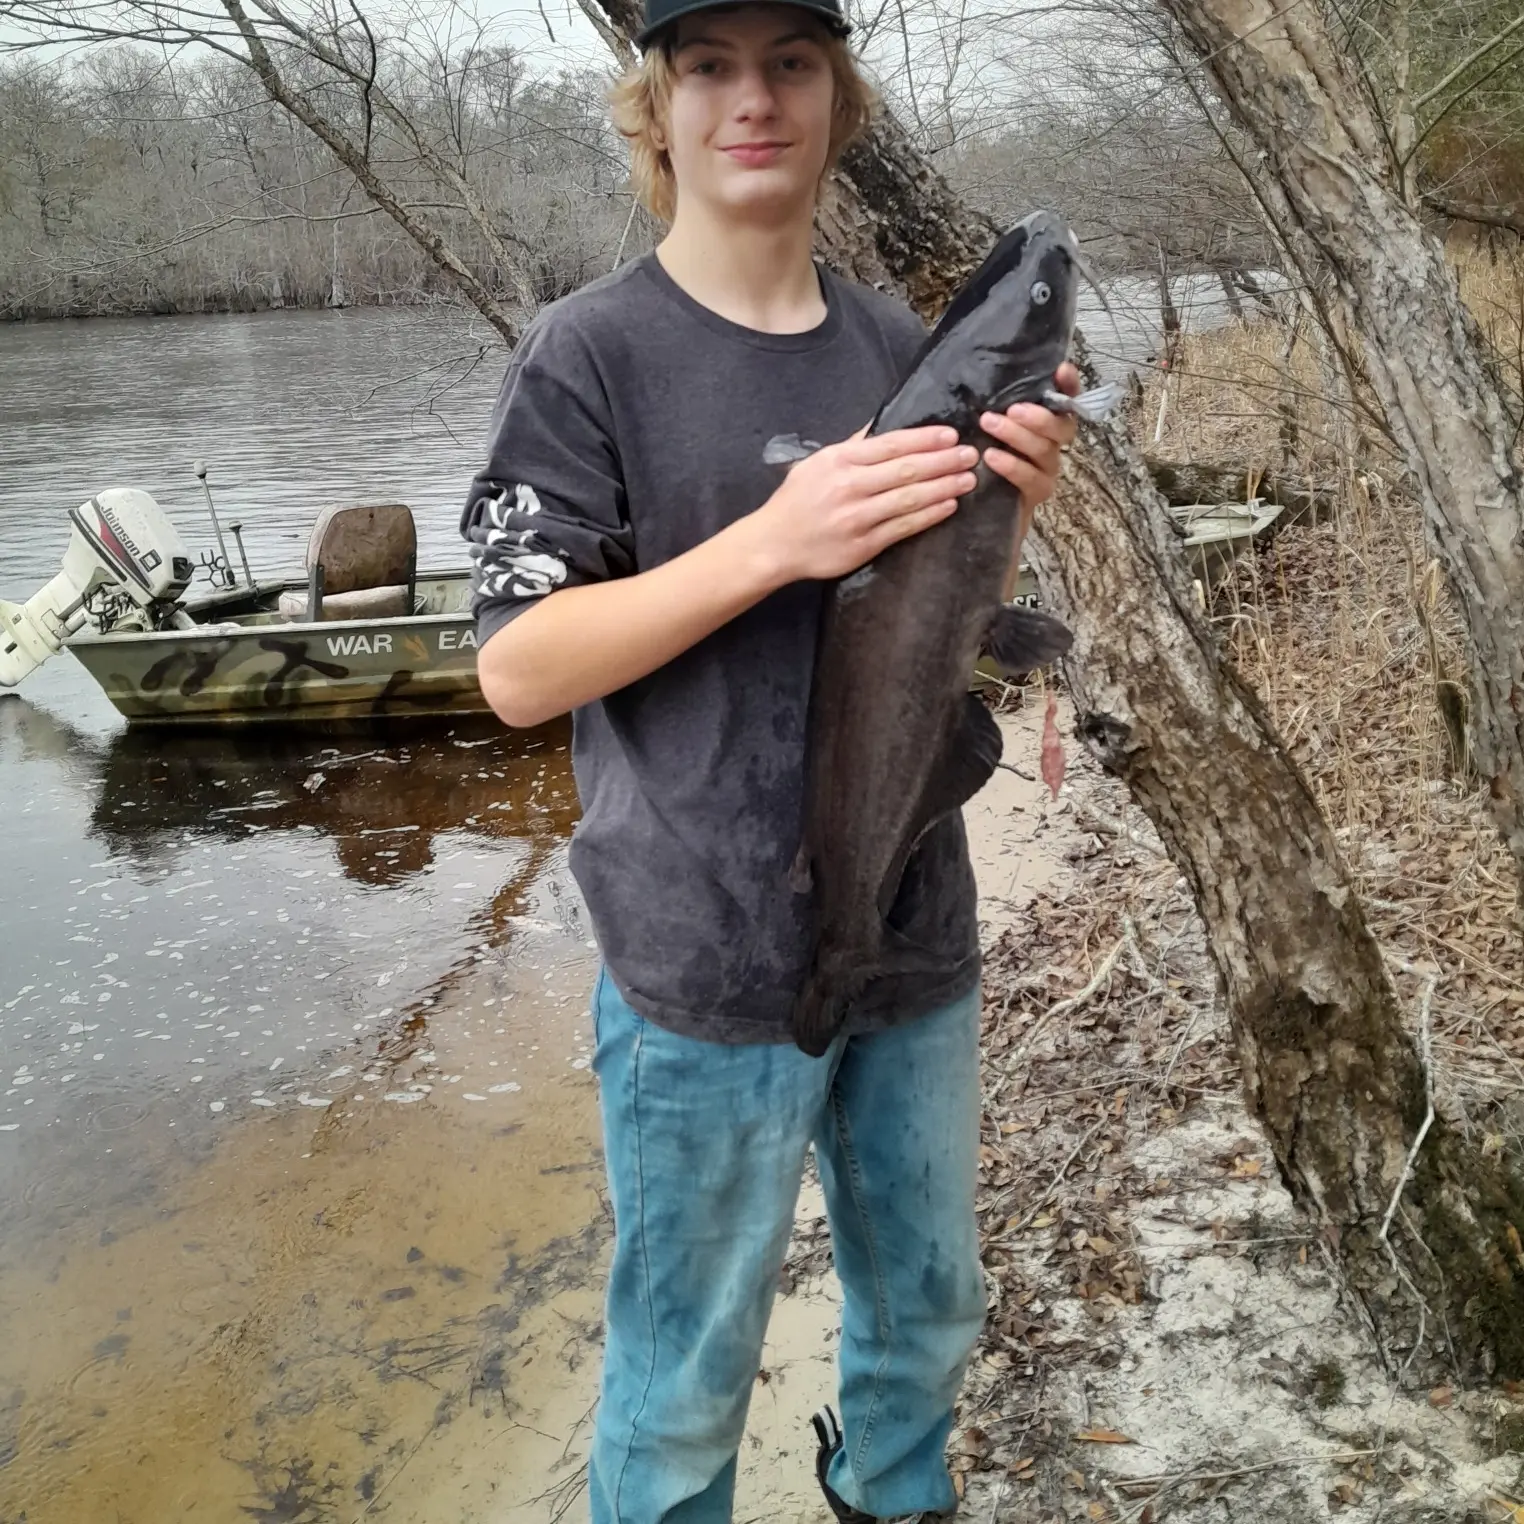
[1156,0,1524,910]
[581,0,1524,1377]
[1026,408,1524,1380]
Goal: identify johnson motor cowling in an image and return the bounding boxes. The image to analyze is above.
[0,489,195,687]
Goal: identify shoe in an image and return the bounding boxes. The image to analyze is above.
[812,1407,876,1523]
[811,1407,945,1524]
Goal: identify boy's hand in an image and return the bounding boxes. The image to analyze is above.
[979,362,1081,508]
[747,425,979,585]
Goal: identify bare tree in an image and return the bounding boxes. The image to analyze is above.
[0,7,633,324]
[1147,0,1524,906]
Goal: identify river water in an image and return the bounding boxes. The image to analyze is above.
[0,279,1225,1522]
[0,308,615,1523]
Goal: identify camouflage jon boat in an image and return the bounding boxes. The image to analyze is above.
[66,568,488,726]
[2,489,491,727]
[5,477,1281,727]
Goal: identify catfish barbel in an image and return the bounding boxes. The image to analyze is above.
[768,209,1118,1058]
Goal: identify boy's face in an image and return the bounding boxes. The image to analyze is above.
[664,5,837,224]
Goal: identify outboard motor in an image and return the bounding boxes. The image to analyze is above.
[0,489,194,687]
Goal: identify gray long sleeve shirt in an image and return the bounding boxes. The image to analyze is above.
[461,253,979,1044]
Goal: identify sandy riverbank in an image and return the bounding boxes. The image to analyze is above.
[0,700,1070,1524]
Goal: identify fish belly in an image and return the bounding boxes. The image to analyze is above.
[802,479,1018,993]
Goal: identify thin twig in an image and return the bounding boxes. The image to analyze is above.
[1010,938,1126,1070]
[1379,974,1438,1246]
[1117,1448,1382,1520]
[610,196,639,273]
[1376,973,1438,1374]
[989,1117,1108,1240]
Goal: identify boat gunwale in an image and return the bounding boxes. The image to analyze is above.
[66,567,477,650]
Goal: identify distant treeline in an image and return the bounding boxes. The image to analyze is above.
[0,49,636,322]
[3,3,1520,328]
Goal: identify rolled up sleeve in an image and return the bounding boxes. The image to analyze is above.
[461,315,634,650]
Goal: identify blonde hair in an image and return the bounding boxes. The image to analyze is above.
[609,21,876,223]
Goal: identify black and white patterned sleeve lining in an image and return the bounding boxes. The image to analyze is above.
[467,481,569,601]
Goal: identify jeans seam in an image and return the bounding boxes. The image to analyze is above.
[610,1015,656,1518]
[831,1080,893,1479]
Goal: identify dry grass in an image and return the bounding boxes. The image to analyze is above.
[1144,240,1523,482]
[1144,314,1361,471]
[1455,241,1524,422]
[1137,242,1524,1143]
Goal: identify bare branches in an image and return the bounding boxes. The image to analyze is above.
[1424,194,1524,240]
[213,0,519,339]
[1411,7,1524,114]
[0,4,636,323]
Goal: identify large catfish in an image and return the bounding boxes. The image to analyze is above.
[771,210,1117,1057]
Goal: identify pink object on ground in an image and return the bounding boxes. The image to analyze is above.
[1040,689,1066,801]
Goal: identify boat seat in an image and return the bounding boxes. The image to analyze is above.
[277,503,417,623]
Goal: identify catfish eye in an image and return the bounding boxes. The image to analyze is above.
[1031,280,1052,305]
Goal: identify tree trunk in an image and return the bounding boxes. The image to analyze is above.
[1155,242,1182,358]
[1156,0,1524,912]
[1215,265,1245,321]
[1027,408,1524,1381]
[820,120,996,317]
[585,0,1524,1381]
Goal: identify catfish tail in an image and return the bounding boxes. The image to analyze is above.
[791,970,850,1058]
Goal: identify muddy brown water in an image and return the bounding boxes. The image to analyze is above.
[0,310,609,1522]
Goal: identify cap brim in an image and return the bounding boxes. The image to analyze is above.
[637,0,852,48]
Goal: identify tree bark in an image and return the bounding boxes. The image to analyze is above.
[1155,0,1524,911]
[1028,412,1524,1380]
[820,119,996,317]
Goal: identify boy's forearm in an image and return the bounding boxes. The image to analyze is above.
[476,513,787,728]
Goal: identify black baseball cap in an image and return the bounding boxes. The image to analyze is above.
[636,0,851,49]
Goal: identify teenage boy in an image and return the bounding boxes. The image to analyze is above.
[462,3,1077,1519]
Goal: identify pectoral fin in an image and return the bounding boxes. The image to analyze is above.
[983,605,1073,673]
[1042,381,1124,423]
[876,695,1002,916]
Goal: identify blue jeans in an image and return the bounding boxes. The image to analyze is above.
[588,970,986,1524]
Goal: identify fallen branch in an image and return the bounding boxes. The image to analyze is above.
[1423,195,1524,242]
[1009,937,1126,1072]
[1114,1447,1382,1519]
[1143,456,1338,518]
[1075,804,1168,857]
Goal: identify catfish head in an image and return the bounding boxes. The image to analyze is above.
[873,210,1085,436]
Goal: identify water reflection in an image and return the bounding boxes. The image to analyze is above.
[1,698,605,1524]
[0,695,584,1212]
[88,715,579,885]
